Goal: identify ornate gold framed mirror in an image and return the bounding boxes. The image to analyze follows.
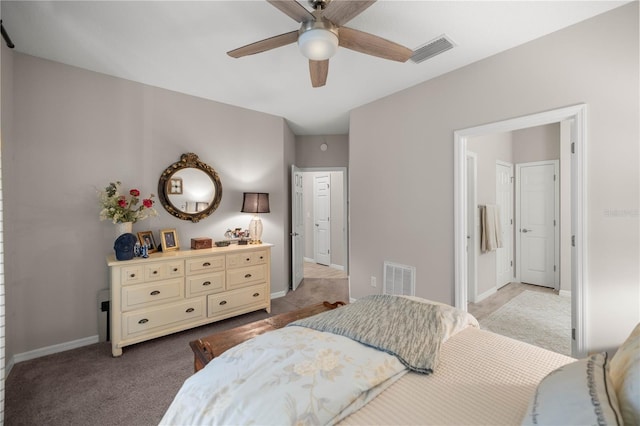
[158,153,222,223]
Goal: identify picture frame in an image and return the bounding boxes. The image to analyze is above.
[137,231,158,254]
[160,228,180,252]
[168,177,183,194]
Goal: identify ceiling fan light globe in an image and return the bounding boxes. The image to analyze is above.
[298,28,338,60]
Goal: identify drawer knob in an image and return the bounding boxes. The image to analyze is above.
[245,258,250,262]
[152,270,158,275]
[253,292,260,297]
[173,268,179,272]
[244,273,252,278]
[186,308,195,313]
[138,318,149,324]
[203,262,211,267]
[150,290,160,296]
[219,300,227,306]
[202,281,211,286]
[129,273,136,278]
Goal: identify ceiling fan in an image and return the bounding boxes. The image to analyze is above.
[227,0,413,88]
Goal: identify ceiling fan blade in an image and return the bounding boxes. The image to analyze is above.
[339,27,412,62]
[227,30,299,58]
[323,0,376,26]
[309,59,329,88]
[267,0,315,23]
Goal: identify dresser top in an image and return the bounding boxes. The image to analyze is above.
[106,243,273,266]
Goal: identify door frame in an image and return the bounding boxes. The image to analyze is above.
[454,104,587,357]
[515,160,560,289]
[466,152,478,302]
[293,167,349,277]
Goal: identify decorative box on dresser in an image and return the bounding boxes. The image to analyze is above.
[107,243,272,357]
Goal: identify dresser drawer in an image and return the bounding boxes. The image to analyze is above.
[186,255,225,275]
[207,284,267,318]
[226,249,268,269]
[226,264,267,290]
[121,265,145,285]
[143,261,184,282]
[123,298,206,338]
[121,278,184,311]
[186,272,225,297]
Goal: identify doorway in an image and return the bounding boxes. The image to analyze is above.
[454,104,587,357]
[291,166,348,290]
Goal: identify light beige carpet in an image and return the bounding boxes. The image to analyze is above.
[479,290,571,356]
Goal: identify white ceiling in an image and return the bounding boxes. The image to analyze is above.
[0,1,629,135]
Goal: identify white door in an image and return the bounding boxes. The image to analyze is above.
[291,165,304,291]
[314,174,331,266]
[496,161,514,288]
[466,153,478,302]
[517,161,559,289]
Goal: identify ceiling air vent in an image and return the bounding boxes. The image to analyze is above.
[411,35,455,64]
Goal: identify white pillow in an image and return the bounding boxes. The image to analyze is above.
[609,322,640,426]
[521,352,622,426]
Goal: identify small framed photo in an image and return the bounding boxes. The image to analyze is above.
[137,231,158,254]
[160,228,179,252]
[168,177,183,194]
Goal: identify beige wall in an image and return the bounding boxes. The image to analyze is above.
[513,123,560,163]
[350,3,639,352]
[295,135,348,168]
[467,131,513,297]
[2,53,293,360]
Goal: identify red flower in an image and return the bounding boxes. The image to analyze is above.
[142,199,154,208]
[129,189,140,197]
[117,196,127,207]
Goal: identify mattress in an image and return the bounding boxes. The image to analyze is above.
[340,327,575,425]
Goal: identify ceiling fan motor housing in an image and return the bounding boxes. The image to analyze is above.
[298,19,339,60]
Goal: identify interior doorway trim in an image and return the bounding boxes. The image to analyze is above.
[454,104,587,356]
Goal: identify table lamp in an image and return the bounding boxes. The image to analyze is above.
[241,192,270,244]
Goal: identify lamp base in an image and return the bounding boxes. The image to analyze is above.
[248,215,263,244]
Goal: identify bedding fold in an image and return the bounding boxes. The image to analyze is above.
[289,295,446,374]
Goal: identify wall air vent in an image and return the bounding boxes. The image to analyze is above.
[383,262,416,296]
[410,35,456,64]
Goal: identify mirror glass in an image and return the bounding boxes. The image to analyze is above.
[158,153,222,222]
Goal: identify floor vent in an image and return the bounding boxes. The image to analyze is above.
[383,262,416,296]
[411,35,455,64]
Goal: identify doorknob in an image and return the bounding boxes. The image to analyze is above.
[521,228,532,233]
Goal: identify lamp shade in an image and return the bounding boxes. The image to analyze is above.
[241,192,270,214]
[298,28,339,60]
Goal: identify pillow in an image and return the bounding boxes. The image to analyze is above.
[521,352,622,426]
[609,322,640,426]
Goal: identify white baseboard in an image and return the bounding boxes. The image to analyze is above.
[559,289,572,297]
[304,257,314,263]
[7,335,99,377]
[330,263,344,271]
[475,287,497,303]
[271,290,287,299]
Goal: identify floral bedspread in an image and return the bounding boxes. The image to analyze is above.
[159,326,407,426]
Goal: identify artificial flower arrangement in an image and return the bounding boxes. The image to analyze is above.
[98,181,158,224]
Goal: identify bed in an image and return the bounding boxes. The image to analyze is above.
[160,295,638,426]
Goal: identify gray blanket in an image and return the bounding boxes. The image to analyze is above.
[289,295,446,374]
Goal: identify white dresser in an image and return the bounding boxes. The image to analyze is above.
[107,243,272,356]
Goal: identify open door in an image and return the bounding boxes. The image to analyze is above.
[291,165,304,291]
